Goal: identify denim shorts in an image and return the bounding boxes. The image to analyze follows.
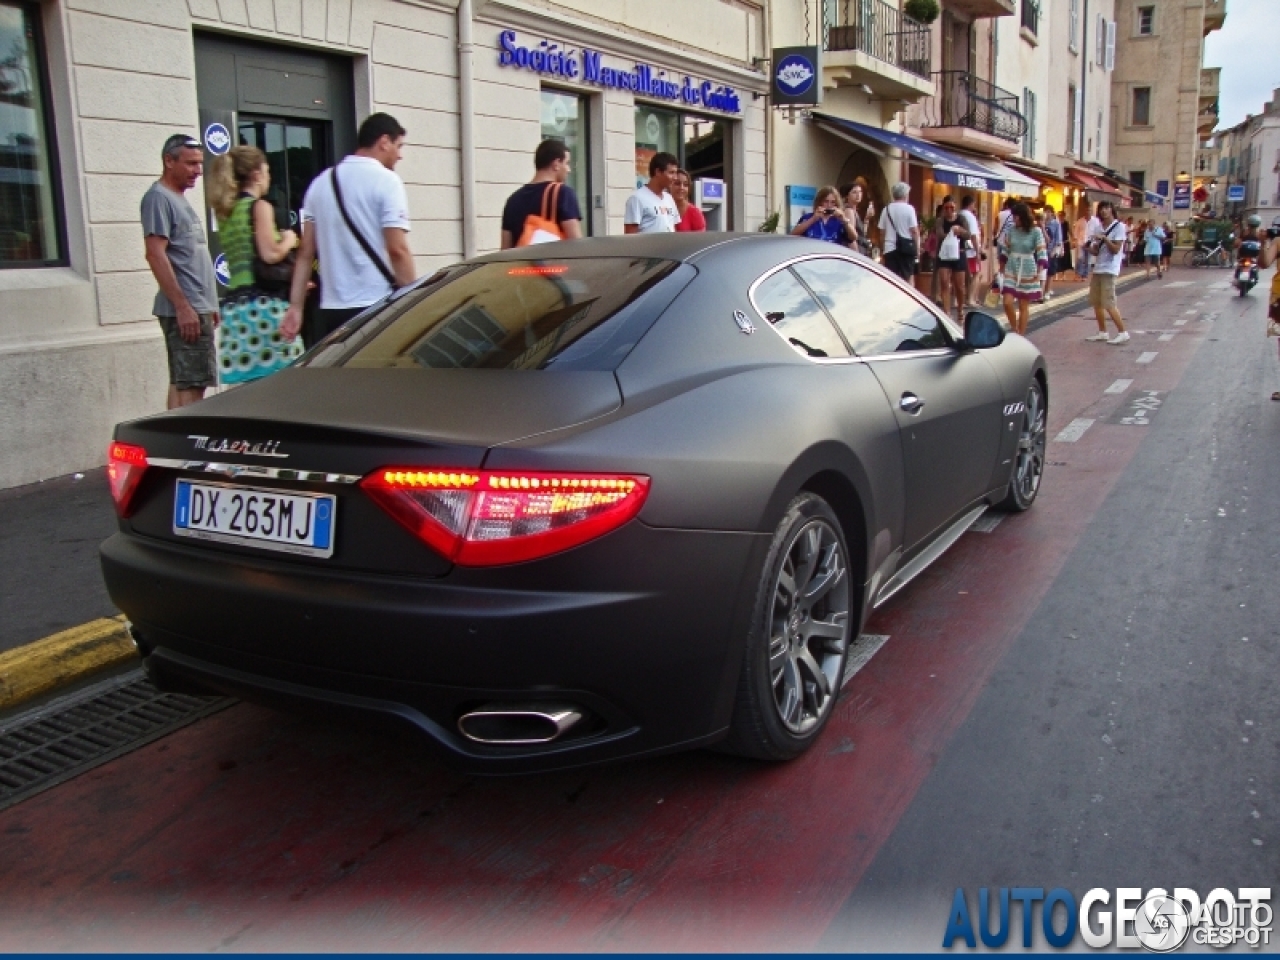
[157,314,217,390]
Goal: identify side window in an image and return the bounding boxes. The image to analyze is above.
[792,258,949,356]
[752,268,850,359]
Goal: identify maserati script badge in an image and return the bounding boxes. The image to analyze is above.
[188,435,288,459]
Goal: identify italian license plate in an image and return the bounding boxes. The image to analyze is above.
[173,479,336,558]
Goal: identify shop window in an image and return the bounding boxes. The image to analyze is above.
[0,1,64,268]
[635,105,730,227]
[540,89,591,234]
[1132,87,1151,127]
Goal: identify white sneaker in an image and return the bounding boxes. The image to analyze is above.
[1086,331,1110,341]
[1107,332,1131,345]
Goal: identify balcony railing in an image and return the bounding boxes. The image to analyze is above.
[823,0,932,81]
[1020,0,1040,35]
[920,71,1027,142]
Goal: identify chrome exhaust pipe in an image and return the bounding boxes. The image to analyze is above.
[457,704,584,745]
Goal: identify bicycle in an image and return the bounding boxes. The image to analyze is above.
[1183,241,1231,268]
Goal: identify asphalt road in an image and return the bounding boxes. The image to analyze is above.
[0,266,1275,950]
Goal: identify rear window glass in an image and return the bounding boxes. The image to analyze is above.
[305,258,679,371]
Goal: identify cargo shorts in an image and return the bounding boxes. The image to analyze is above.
[158,314,217,390]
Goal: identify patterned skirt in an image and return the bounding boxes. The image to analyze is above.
[1003,253,1043,302]
[217,291,305,385]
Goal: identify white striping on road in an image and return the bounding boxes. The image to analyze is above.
[1104,379,1134,394]
[843,634,890,686]
[1054,418,1096,443]
[1184,309,1198,314]
[1162,281,1194,288]
[1158,332,1176,342]
[1175,316,1190,325]
[1137,352,1159,364]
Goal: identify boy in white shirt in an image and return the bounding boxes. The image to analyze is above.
[625,152,681,234]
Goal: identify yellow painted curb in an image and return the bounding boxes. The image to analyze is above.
[0,616,139,711]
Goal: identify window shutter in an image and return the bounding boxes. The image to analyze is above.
[1069,0,1079,50]
[1096,15,1105,65]
[1074,88,1084,155]
[1105,20,1116,71]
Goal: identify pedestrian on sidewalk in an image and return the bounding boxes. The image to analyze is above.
[1074,208,1093,279]
[283,113,415,346]
[1252,219,1280,400]
[932,196,970,321]
[840,181,872,256]
[997,202,1046,336]
[1160,221,1174,272]
[141,133,220,410]
[1042,204,1063,300]
[206,144,301,384]
[1085,201,1129,344]
[1056,211,1073,279]
[624,152,681,234]
[500,139,584,248]
[671,169,707,232]
[791,185,856,245]
[878,182,920,282]
[1143,220,1167,278]
[958,195,983,306]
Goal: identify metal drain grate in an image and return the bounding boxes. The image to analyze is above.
[0,670,231,812]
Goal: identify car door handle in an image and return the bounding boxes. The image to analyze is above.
[900,392,925,415]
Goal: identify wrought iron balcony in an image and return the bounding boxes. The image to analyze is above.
[919,71,1027,144]
[823,0,932,81]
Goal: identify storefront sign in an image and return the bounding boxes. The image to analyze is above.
[786,185,816,229]
[204,122,231,156]
[933,170,1004,193]
[1173,182,1192,209]
[771,46,821,107]
[498,32,742,115]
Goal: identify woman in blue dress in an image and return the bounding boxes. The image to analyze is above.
[791,186,856,245]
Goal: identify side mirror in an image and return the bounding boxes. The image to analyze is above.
[961,310,1006,350]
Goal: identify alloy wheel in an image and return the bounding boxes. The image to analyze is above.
[767,519,850,734]
[1013,383,1046,504]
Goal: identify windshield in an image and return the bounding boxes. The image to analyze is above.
[300,257,680,371]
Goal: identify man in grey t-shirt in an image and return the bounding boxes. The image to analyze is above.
[142,133,220,408]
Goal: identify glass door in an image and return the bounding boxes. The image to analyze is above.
[237,117,330,232]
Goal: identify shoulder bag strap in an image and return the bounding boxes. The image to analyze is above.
[540,181,562,224]
[330,163,397,288]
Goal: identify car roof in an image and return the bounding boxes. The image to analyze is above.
[471,233,841,266]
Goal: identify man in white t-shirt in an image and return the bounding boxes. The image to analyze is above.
[878,181,920,281]
[958,195,983,306]
[1085,201,1130,344]
[624,152,681,234]
[284,113,416,345]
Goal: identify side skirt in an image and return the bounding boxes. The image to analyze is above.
[871,503,989,610]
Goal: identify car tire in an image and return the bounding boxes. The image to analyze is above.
[995,377,1047,512]
[720,493,853,761]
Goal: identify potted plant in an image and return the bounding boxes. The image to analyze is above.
[904,0,940,25]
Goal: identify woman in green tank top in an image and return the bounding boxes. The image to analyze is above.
[207,146,302,384]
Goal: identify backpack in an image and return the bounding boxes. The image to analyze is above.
[517,182,565,247]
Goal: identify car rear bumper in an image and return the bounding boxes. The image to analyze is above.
[101,523,769,773]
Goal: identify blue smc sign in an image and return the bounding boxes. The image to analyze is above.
[775,54,815,96]
[1228,184,1246,202]
[498,32,742,115]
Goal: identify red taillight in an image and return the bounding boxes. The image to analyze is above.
[360,468,650,566]
[107,442,149,517]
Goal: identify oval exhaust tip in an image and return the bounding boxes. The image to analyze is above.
[457,704,584,745]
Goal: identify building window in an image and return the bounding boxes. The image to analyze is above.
[1137,5,1155,35]
[1022,88,1037,159]
[1130,171,1146,190]
[540,89,591,234]
[1021,0,1040,37]
[1067,84,1079,155]
[1132,87,1152,126]
[0,1,64,268]
[1069,0,1080,51]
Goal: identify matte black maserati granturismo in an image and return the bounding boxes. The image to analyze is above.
[100,234,1047,773]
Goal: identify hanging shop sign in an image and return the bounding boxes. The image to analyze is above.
[1172,182,1192,209]
[498,31,742,116]
[771,46,821,107]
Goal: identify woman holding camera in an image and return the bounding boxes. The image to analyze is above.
[791,186,856,245]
